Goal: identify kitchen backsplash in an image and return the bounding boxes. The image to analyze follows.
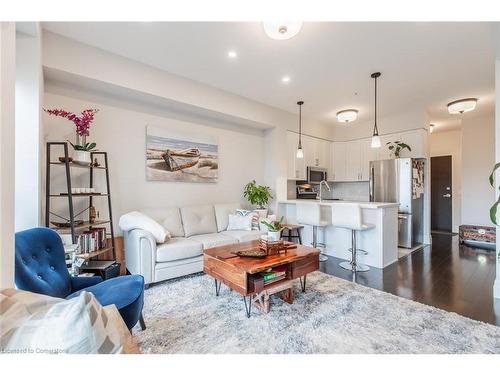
[287,180,370,201]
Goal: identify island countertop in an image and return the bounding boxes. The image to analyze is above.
[278,199,400,210]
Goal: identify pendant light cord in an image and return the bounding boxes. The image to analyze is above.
[373,75,378,136]
[299,104,302,147]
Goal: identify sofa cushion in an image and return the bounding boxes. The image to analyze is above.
[156,238,203,262]
[220,230,265,242]
[180,205,218,237]
[140,207,184,238]
[188,233,237,249]
[214,203,240,232]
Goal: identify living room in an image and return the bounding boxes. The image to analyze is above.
[1,0,500,370]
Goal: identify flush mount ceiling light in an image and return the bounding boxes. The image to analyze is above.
[336,109,358,123]
[447,98,478,114]
[296,100,304,159]
[263,22,303,40]
[370,72,382,148]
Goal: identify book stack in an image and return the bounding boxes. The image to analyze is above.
[261,266,288,285]
[76,227,107,253]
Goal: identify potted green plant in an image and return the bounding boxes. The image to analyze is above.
[67,141,97,165]
[243,180,273,217]
[261,216,284,241]
[386,141,411,158]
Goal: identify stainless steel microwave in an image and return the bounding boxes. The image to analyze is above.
[307,166,327,184]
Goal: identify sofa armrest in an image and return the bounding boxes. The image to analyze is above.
[123,229,157,285]
[70,276,103,292]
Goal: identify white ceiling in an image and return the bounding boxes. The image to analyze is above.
[42,22,497,130]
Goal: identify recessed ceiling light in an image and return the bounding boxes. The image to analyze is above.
[227,50,237,59]
[336,109,358,123]
[447,98,477,114]
[281,76,291,83]
[263,22,303,40]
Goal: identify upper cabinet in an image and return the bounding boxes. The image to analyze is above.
[286,132,331,180]
[287,129,427,182]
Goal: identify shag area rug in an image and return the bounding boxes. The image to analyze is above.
[133,271,500,354]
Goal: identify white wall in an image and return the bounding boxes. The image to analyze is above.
[430,130,462,232]
[41,31,332,209]
[0,22,16,289]
[461,114,495,227]
[15,24,43,231]
[495,59,500,300]
[43,92,266,234]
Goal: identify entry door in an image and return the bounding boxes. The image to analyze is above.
[431,156,452,232]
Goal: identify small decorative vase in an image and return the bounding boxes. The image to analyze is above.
[73,150,91,165]
[267,231,281,241]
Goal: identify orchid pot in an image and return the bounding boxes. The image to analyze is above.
[73,150,92,165]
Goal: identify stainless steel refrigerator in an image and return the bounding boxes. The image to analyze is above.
[369,158,425,248]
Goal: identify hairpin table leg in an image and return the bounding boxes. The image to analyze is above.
[214,278,222,296]
[243,295,252,318]
[299,275,307,292]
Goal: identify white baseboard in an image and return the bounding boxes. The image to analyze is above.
[494,279,500,300]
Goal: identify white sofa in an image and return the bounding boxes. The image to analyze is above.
[123,203,266,286]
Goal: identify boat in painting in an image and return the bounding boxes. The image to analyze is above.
[162,148,201,171]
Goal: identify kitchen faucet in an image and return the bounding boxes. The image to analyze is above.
[318,180,331,202]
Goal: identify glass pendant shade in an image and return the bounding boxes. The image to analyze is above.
[296,147,304,158]
[371,135,381,148]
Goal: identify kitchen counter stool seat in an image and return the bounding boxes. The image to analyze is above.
[296,203,330,262]
[331,203,374,272]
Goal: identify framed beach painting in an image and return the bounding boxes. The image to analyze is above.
[146,125,218,183]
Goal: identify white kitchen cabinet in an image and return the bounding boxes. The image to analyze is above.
[286,132,333,180]
[400,129,427,158]
[346,141,362,181]
[332,142,348,181]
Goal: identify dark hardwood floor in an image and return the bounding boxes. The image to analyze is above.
[319,233,500,326]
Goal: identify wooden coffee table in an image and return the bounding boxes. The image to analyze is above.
[203,240,319,317]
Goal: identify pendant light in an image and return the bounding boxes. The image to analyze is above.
[371,72,382,148]
[296,101,304,158]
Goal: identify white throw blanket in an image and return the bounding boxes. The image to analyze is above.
[119,211,169,243]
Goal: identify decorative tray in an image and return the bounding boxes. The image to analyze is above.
[233,249,268,258]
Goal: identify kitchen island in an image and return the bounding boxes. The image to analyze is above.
[277,200,399,269]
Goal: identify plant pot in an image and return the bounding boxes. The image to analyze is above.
[267,230,281,241]
[73,150,91,165]
[254,208,268,218]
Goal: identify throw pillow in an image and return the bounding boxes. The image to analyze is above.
[235,209,260,231]
[118,211,170,243]
[227,214,253,231]
[0,289,123,354]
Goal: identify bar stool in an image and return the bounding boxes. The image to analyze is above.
[296,203,330,262]
[280,224,303,244]
[331,203,374,272]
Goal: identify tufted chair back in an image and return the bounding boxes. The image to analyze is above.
[15,227,72,298]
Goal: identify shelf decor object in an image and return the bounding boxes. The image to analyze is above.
[45,141,116,261]
[370,72,382,148]
[296,100,304,158]
[43,108,99,164]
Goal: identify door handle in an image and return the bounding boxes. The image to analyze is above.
[443,194,451,198]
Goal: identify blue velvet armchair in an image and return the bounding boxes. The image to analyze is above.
[15,227,145,330]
